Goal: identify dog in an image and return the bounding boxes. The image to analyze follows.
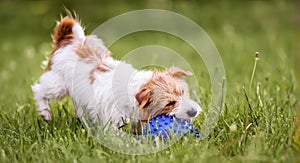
[32,15,202,131]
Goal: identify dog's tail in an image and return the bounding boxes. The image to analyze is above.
[52,16,85,47]
[44,16,85,71]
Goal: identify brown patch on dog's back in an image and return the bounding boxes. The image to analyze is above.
[75,37,111,60]
[75,36,112,84]
[89,62,113,84]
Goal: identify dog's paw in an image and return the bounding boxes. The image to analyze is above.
[39,109,51,122]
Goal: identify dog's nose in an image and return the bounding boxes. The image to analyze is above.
[187,109,198,117]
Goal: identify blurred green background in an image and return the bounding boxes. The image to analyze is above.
[0,0,296,105]
[0,0,298,162]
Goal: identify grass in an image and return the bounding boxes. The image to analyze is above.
[0,0,298,162]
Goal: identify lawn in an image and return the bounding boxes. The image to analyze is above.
[0,0,298,162]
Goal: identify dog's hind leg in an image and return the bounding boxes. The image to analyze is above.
[32,71,67,121]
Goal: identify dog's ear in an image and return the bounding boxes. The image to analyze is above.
[167,66,192,78]
[135,87,151,109]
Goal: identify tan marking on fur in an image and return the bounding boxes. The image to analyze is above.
[167,66,193,77]
[89,68,97,84]
[45,16,78,71]
[87,59,113,84]
[52,17,76,46]
[74,36,113,84]
[75,41,94,59]
[75,37,111,60]
[135,68,191,121]
[107,53,112,57]
[135,86,151,109]
[161,104,176,115]
[96,63,111,72]
[89,62,113,84]
[89,62,112,84]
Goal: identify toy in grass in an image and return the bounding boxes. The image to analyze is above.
[142,114,200,139]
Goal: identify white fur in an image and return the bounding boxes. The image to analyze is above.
[32,20,202,129]
[32,36,152,127]
[72,23,85,40]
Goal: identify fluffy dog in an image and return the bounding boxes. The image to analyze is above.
[32,16,202,130]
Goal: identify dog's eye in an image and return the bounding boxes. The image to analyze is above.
[165,101,176,107]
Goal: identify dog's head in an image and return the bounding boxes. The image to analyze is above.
[135,66,202,122]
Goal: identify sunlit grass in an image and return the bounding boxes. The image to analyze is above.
[0,0,297,162]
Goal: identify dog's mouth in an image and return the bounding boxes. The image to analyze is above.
[168,112,195,122]
[174,116,193,122]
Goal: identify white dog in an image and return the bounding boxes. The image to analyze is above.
[32,16,202,131]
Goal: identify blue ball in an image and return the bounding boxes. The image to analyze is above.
[142,114,200,139]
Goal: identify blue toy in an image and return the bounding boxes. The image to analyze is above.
[142,114,200,139]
